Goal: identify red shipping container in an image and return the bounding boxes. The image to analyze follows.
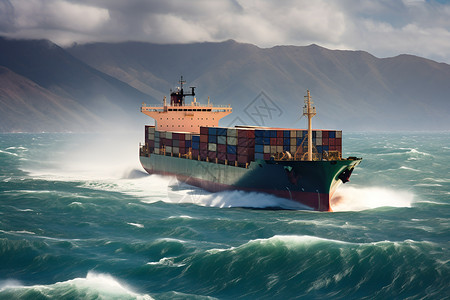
[200,135,208,143]
[179,140,185,148]
[336,145,342,153]
[248,148,255,157]
[277,138,283,146]
[237,129,247,138]
[172,133,179,140]
[329,145,337,151]
[329,138,336,146]
[192,149,199,158]
[200,142,208,151]
[277,130,283,138]
[178,133,185,140]
[165,139,172,146]
[263,153,271,160]
[247,130,255,139]
[208,151,217,160]
[238,155,248,164]
[227,153,236,161]
[217,144,226,153]
[322,138,329,146]
[179,147,186,154]
[270,138,277,145]
[200,127,209,135]
[237,147,249,155]
[148,140,154,147]
[336,138,342,146]
[217,152,226,161]
[323,131,329,138]
[238,138,249,147]
[247,139,255,147]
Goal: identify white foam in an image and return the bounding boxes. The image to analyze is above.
[399,166,420,172]
[0,150,19,156]
[0,272,153,300]
[331,186,414,211]
[146,257,185,267]
[127,222,144,228]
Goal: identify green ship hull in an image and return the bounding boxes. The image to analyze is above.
[140,154,361,211]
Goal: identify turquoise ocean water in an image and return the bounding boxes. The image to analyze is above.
[0,132,449,299]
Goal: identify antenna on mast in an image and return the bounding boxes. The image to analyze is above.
[303,90,316,161]
[179,76,186,89]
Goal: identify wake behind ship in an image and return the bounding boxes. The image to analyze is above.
[139,77,361,211]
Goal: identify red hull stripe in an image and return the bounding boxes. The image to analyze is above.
[144,168,331,211]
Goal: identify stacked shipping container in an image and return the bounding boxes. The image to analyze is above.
[144,125,343,166]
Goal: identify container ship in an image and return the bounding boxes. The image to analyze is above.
[139,77,361,211]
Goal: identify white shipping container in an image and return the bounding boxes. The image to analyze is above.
[315,137,322,145]
[154,148,160,154]
[290,130,296,138]
[296,131,303,138]
[227,137,237,145]
[270,145,277,153]
[208,143,217,152]
[316,130,322,138]
[166,146,172,153]
[173,146,179,154]
[227,129,237,137]
[276,145,283,153]
[290,145,297,153]
[336,131,342,138]
[166,132,172,139]
[148,133,155,140]
[148,126,155,133]
[264,145,271,153]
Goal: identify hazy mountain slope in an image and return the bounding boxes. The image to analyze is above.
[0,66,101,132]
[0,37,157,132]
[68,40,450,131]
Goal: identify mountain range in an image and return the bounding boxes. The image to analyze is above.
[1,37,449,132]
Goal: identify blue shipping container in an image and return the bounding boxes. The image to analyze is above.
[329,131,336,138]
[216,128,227,136]
[208,127,217,136]
[192,142,199,150]
[186,141,191,148]
[255,144,264,153]
[208,135,217,143]
[283,130,290,138]
[227,145,237,154]
[283,145,290,151]
[270,130,277,138]
[255,130,265,138]
[192,135,200,142]
[255,136,264,145]
[255,153,264,160]
[283,137,290,145]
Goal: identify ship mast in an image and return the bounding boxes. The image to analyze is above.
[303,90,316,161]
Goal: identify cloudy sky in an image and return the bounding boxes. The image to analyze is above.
[1,0,450,63]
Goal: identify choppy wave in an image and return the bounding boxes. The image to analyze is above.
[0,272,153,300]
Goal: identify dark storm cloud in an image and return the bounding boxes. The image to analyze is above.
[1,0,450,63]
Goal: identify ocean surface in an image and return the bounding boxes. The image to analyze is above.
[0,132,449,299]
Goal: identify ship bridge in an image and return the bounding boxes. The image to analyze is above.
[141,77,232,133]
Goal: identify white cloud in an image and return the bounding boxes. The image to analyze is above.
[6,0,109,33]
[1,0,450,63]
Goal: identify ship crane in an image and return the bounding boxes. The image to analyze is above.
[303,90,316,161]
